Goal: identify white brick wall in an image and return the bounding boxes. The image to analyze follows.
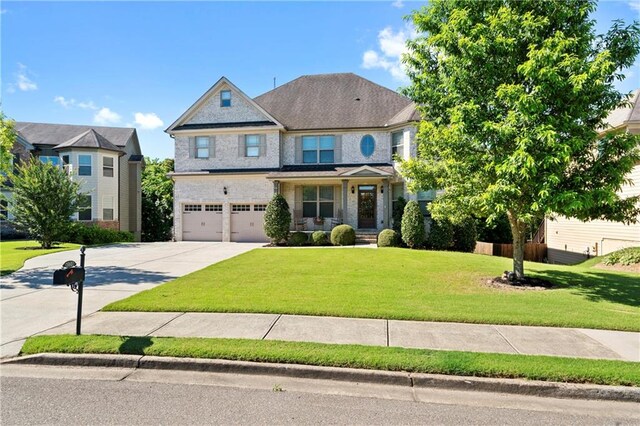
[186,83,269,125]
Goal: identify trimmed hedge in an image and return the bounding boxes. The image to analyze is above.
[311,231,329,246]
[331,224,355,246]
[63,223,134,245]
[264,194,291,244]
[377,229,398,247]
[401,201,425,249]
[426,218,454,250]
[288,231,309,246]
[453,218,477,252]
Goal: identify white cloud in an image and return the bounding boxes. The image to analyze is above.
[77,100,98,110]
[133,112,164,130]
[391,0,404,8]
[361,25,416,82]
[54,96,98,110]
[14,63,37,91]
[93,107,122,125]
[628,1,640,12]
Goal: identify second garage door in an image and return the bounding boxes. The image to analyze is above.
[230,204,268,242]
[182,204,223,241]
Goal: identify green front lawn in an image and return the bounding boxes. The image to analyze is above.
[0,240,81,276]
[104,248,640,331]
[21,335,640,387]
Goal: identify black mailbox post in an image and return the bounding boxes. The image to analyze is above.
[53,246,86,335]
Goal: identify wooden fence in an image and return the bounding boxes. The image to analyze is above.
[474,241,547,263]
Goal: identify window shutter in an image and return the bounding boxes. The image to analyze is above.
[238,135,244,157]
[259,134,267,157]
[295,136,302,163]
[188,137,195,158]
[209,136,215,158]
[295,186,303,211]
[334,135,342,163]
[334,186,341,215]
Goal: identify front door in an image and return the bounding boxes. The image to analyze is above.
[358,185,377,229]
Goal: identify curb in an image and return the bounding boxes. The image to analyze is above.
[3,353,639,403]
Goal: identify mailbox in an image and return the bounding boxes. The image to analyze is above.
[53,266,85,285]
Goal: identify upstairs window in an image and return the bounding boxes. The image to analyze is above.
[39,156,61,166]
[360,135,375,157]
[302,135,334,164]
[78,155,92,176]
[195,136,210,159]
[245,135,260,157]
[103,157,114,177]
[392,131,404,158]
[220,90,231,107]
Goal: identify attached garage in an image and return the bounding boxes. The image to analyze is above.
[230,204,268,242]
[182,204,223,241]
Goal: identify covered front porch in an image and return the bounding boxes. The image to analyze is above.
[268,165,397,232]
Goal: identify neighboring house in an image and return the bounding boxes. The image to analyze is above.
[1,122,143,240]
[167,73,429,242]
[546,90,640,264]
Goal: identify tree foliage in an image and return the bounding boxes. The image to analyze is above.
[141,158,174,242]
[0,112,17,176]
[10,161,82,248]
[264,193,291,244]
[402,0,640,278]
[401,200,425,248]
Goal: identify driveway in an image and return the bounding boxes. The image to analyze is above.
[0,242,262,358]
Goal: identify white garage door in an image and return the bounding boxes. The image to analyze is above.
[182,204,223,241]
[230,204,268,242]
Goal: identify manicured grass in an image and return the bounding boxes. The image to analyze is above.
[104,248,640,331]
[21,334,640,387]
[0,240,80,276]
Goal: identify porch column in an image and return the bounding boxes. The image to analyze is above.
[341,179,348,223]
[382,179,390,228]
[273,180,280,195]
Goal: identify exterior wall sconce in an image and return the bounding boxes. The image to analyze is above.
[380,185,384,194]
[351,186,355,194]
[223,186,228,195]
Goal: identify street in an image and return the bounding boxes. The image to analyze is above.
[1,365,638,425]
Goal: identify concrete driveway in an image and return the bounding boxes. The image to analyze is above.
[0,242,262,358]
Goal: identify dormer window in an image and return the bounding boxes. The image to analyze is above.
[220,90,231,107]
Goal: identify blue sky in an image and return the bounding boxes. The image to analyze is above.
[2,1,639,160]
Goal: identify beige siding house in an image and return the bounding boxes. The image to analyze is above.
[167,73,425,242]
[546,90,640,263]
[1,122,143,240]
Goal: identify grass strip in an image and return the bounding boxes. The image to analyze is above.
[21,334,640,387]
[1,241,80,276]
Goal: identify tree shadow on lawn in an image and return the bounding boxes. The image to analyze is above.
[530,269,640,307]
[0,265,175,290]
[119,336,153,355]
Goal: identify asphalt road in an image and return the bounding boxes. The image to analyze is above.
[1,366,638,425]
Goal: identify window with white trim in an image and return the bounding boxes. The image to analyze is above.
[79,155,92,176]
[245,135,260,157]
[103,196,114,221]
[232,204,251,212]
[184,204,202,212]
[195,136,210,159]
[254,204,267,211]
[302,136,334,163]
[220,90,231,107]
[392,131,404,158]
[78,195,92,221]
[417,190,436,217]
[205,204,222,212]
[103,157,114,177]
[302,186,334,218]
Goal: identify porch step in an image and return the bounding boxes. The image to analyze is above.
[355,233,378,244]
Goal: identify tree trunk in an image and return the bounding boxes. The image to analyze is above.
[507,210,526,280]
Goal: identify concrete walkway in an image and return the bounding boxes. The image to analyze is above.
[1,242,262,358]
[40,312,640,362]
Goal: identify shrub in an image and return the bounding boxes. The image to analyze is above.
[401,201,425,249]
[311,231,329,246]
[377,229,398,247]
[392,196,407,234]
[331,224,356,246]
[426,218,454,250]
[63,223,134,245]
[288,231,309,246]
[603,247,640,266]
[264,194,291,244]
[452,218,477,252]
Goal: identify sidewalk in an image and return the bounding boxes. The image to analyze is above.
[39,312,640,362]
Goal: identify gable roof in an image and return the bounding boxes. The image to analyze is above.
[253,73,413,130]
[165,76,284,132]
[54,129,123,153]
[602,89,640,131]
[14,122,135,148]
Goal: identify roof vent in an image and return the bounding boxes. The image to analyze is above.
[354,97,361,101]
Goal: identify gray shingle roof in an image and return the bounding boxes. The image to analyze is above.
[253,73,414,130]
[603,89,640,131]
[54,129,123,153]
[14,122,135,147]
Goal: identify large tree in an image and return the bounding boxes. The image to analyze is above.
[10,161,82,248]
[141,158,174,242]
[0,112,17,176]
[401,0,640,279]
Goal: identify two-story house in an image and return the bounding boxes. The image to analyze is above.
[167,73,426,242]
[1,122,143,240]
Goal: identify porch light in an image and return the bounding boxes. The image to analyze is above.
[351,186,355,194]
[380,185,384,194]
[223,186,228,195]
